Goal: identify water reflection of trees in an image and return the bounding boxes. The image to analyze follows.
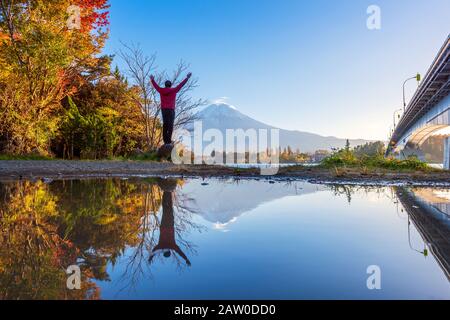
[0,178,201,299]
[328,185,390,204]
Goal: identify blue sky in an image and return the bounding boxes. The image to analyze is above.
[104,0,450,140]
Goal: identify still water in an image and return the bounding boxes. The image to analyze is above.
[0,178,449,300]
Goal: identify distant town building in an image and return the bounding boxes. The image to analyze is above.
[313,150,330,162]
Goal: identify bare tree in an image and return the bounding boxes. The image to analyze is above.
[118,44,206,150]
[118,43,158,150]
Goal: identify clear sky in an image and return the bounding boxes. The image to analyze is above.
[104,0,450,140]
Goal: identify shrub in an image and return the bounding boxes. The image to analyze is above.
[321,150,429,171]
[321,150,359,167]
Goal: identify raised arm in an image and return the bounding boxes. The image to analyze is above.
[150,75,162,93]
[174,73,192,93]
[174,246,191,266]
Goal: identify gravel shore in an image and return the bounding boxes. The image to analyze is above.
[0,160,449,186]
[0,160,246,179]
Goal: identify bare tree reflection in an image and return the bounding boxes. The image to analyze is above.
[117,179,204,292]
[118,182,161,291]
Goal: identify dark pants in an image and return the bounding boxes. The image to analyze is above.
[161,109,175,145]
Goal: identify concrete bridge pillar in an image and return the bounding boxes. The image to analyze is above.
[444,137,450,170]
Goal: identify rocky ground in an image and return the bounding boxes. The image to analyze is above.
[0,160,449,186]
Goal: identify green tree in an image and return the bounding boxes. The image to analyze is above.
[345,139,351,152]
[353,141,386,158]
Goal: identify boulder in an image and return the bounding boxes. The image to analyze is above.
[157,144,174,159]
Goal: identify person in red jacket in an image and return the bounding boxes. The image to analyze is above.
[150,73,192,145]
[149,179,191,267]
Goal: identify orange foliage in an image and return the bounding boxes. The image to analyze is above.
[74,0,110,33]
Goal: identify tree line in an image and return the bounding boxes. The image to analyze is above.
[0,0,202,159]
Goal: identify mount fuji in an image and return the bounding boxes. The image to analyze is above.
[186,103,372,153]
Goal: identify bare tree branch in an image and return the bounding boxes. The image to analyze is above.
[119,44,205,149]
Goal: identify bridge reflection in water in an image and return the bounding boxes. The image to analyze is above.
[396,187,450,280]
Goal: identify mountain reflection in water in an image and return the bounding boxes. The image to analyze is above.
[0,178,448,299]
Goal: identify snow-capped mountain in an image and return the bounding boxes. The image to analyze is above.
[182,179,323,225]
[192,103,275,132]
[186,103,371,153]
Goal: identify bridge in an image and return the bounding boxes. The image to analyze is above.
[387,35,450,169]
[395,187,450,281]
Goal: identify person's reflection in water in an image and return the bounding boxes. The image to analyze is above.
[149,179,191,266]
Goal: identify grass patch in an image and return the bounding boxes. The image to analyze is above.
[112,151,160,162]
[320,151,431,172]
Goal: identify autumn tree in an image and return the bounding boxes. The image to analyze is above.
[0,0,110,154]
[57,59,148,159]
[0,1,204,158]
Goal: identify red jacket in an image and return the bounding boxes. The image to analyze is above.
[151,77,189,110]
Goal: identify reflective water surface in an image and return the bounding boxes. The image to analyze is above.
[0,178,449,300]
